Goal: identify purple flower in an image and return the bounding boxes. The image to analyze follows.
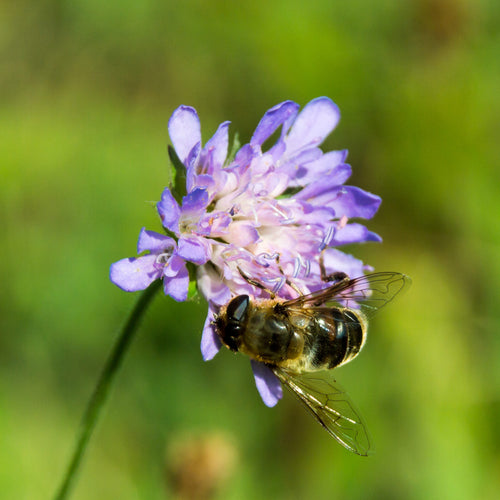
[110,97,382,408]
[110,228,189,301]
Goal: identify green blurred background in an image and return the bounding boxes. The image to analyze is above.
[1,1,499,498]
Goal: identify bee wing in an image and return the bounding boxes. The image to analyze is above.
[273,367,371,456]
[284,272,410,317]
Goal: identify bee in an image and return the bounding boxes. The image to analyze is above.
[214,271,409,455]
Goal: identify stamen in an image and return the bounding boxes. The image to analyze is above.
[250,204,259,224]
[292,257,302,279]
[319,225,335,252]
[155,252,171,265]
[255,252,280,267]
[267,275,286,295]
[155,243,176,266]
[266,202,292,222]
[303,258,311,277]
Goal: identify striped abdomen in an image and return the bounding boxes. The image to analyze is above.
[282,308,367,373]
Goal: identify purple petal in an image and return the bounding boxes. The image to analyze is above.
[197,211,232,237]
[197,265,232,305]
[285,146,323,167]
[137,228,176,254]
[184,142,202,193]
[267,139,286,162]
[185,141,201,170]
[323,149,348,167]
[294,173,349,202]
[181,188,209,215]
[162,254,186,277]
[157,188,181,233]
[330,223,382,245]
[184,143,202,193]
[327,186,382,219]
[227,222,260,247]
[290,201,336,225]
[321,249,367,279]
[189,174,216,193]
[163,260,189,302]
[177,235,211,265]
[201,304,222,360]
[273,104,303,157]
[251,101,300,147]
[168,106,202,164]
[326,160,351,185]
[250,360,283,407]
[231,143,254,171]
[286,151,350,187]
[250,171,289,199]
[201,121,230,171]
[286,97,340,152]
[110,254,161,292]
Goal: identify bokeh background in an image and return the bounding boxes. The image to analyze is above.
[1,1,499,498]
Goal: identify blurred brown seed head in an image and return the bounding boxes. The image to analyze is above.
[165,432,239,500]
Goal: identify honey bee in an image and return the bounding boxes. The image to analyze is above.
[214,271,409,455]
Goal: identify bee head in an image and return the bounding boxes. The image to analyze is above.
[216,295,249,352]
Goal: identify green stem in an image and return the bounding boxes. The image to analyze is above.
[54,279,162,500]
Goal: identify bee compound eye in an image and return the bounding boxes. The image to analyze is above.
[223,322,242,352]
[226,322,242,337]
[226,295,250,322]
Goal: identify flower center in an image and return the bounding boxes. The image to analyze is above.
[178,215,198,235]
[155,243,176,266]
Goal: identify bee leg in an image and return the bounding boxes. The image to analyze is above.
[237,266,276,298]
[319,251,349,284]
[274,254,304,297]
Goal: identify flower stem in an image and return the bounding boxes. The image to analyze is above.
[54,279,162,500]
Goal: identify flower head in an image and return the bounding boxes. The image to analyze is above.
[110,97,381,407]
